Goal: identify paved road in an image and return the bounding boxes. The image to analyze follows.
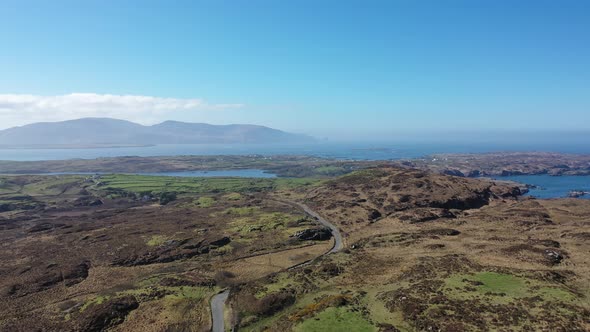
[283,200,343,253]
[209,200,342,331]
[210,290,230,332]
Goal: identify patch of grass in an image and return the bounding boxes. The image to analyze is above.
[178,196,216,209]
[99,174,320,196]
[446,272,527,297]
[294,307,377,332]
[255,273,297,299]
[0,178,21,194]
[224,192,243,200]
[538,287,578,302]
[212,244,234,255]
[80,295,110,312]
[445,272,579,304]
[122,276,216,302]
[21,176,84,196]
[363,286,411,331]
[196,196,215,208]
[274,178,323,190]
[231,212,300,235]
[163,286,210,301]
[146,235,170,246]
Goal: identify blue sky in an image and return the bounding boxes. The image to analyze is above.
[0,0,589,139]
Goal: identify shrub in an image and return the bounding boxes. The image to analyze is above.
[159,192,177,205]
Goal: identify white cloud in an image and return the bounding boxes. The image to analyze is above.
[0,93,244,129]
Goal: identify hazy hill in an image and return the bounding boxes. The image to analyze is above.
[0,118,315,146]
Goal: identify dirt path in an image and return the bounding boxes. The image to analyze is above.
[209,199,343,331]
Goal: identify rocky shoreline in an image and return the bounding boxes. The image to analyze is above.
[568,190,590,198]
[402,152,590,178]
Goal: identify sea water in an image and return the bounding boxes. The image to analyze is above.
[1,141,589,161]
[497,175,590,199]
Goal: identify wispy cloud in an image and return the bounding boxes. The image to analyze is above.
[0,93,244,129]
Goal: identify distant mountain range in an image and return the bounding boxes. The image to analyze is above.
[0,118,315,146]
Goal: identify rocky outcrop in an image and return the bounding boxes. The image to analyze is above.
[73,196,103,206]
[5,260,91,298]
[407,152,590,177]
[392,208,456,224]
[112,237,231,266]
[544,249,565,265]
[368,209,382,221]
[442,169,465,177]
[76,295,139,332]
[159,276,215,287]
[306,168,522,227]
[568,190,589,198]
[292,228,332,241]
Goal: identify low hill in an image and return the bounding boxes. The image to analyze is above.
[0,118,315,146]
[305,167,523,228]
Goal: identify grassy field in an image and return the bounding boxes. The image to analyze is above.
[444,271,579,304]
[294,307,376,332]
[98,174,321,195]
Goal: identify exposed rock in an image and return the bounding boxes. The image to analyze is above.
[430,188,494,210]
[159,276,215,287]
[443,169,465,177]
[368,209,382,221]
[63,260,91,286]
[256,292,296,316]
[393,208,456,224]
[378,323,401,332]
[292,228,332,241]
[308,168,521,228]
[568,190,589,198]
[112,237,230,266]
[112,249,204,266]
[76,295,139,332]
[318,263,343,277]
[544,249,564,265]
[209,236,231,248]
[4,284,23,297]
[422,228,461,237]
[73,196,103,206]
[467,170,481,177]
[407,152,590,177]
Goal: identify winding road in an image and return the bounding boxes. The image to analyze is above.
[209,200,343,332]
[211,289,230,332]
[285,200,343,254]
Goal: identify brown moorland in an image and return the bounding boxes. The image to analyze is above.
[231,168,590,332]
[0,166,589,331]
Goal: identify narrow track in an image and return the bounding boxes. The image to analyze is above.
[211,290,230,332]
[209,199,343,332]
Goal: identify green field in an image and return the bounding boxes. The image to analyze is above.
[98,174,320,195]
[444,271,578,303]
[294,307,377,332]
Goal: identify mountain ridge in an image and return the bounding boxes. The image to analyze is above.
[0,118,315,146]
